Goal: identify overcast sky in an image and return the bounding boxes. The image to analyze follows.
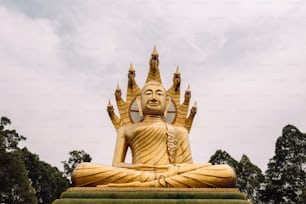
[1,0,306,171]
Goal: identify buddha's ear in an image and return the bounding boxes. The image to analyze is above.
[164,96,171,118]
[136,95,143,117]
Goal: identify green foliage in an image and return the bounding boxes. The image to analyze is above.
[21,148,69,204]
[237,154,264,203]
[302,189,306,204]
[0,150,37,204]
[209,149,239,169]
[62,150,92,182]
[0,116,37,203]
[0,116,69,204]
[261,125,306,203]
[0,116,26,152]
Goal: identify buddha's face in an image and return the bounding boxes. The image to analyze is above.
[140,82,167,115]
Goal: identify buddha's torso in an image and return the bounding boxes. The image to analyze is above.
[125,119,170,165]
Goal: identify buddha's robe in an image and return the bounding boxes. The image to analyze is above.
[72,121,236,187]
[127,121,192,165]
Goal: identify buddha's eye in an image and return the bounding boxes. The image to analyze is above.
[156,91,164,96]
[144,90,153,95]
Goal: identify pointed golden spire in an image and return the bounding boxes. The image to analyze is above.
[146,46,161,83]
[116,83,121,90]
[115,83,122,101]
[152,45,158,56]
[129,63,135,71]
[107,98,124,132]
[167,66,181,107]
[176,66,180,74]
[183,84,191,105]
[128,63,136,81]
[127,62,141,104]
[185,100,197,133]
[187,84,191,92]
[107,99,113,112]
[115,82,129,126]
[193,101,197,107]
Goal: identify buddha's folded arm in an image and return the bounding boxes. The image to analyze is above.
[112,162,173,171]
[72,163,236,188]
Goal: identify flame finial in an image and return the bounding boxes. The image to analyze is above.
[152,45,158,56]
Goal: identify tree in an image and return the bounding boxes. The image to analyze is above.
[261,125,306,203]
[0,151,37,204]
[302,188,306,203]
[0,116,37,204]
[237,154,264,203]
[62,150,92,183]
[21,148,69,204]
[0,116,26,152]
[1,116,70,204]
[209,149,239,171]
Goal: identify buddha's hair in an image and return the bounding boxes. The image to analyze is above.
[141,80,167,94]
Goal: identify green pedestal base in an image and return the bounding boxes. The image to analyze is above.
[53,187,251,204]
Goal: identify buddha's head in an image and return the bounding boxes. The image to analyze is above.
[136,81,171,118]
[150,46,159,69]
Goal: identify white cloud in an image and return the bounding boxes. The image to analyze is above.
[1,0,306,171]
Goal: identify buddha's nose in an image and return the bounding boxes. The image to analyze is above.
[151,98,157,102]
[151,93,157,100]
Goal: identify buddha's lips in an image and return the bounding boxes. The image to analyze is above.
[148,102,160,106]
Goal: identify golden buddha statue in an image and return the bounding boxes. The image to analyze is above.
[72,47,236,188]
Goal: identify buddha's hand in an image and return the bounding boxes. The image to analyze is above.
[112,162,173,171]
[174,163,212,173]
[133,164,173,171]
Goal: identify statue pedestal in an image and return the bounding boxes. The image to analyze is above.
[53,187,251,204]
